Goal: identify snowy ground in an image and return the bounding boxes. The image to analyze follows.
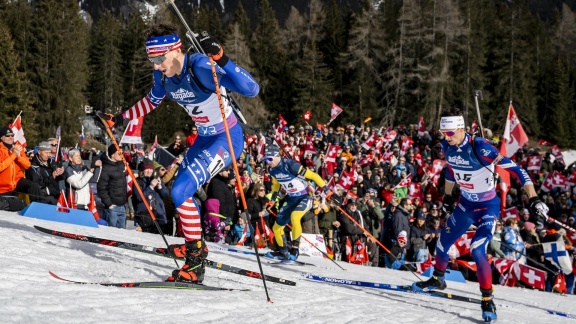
[1,211,574,324]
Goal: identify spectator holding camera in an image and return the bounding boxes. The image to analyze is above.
[132,158,169,233]
[26,141,64,204]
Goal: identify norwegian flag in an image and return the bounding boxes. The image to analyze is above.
[540,172,555,192]
[399,135,414,156]
[503,206,520,221]
[147,135,158,160]
[302,110,312,122]
[9,115,27,147]
[452,231,475,257]
[395,175,412,188]
[57,190,69,208]
[361,133,377,150]
[120,116,144,144]
[538,139,552,146]
[566,171,576,187]
[330,103,343,122]
[358,154,374,167]
[413,153,423,167]
[471,120,478,134]
[551,170,567,188]
[325,144,340,163]
[383,127,397,143]
[408,182,422,200]
[417,117,425,137]
[345,237,353,261]
[551,145,565,165]
[88,189,102,222]
[526,155,542,171]
[502,103,529,158]
[304,137,317,156]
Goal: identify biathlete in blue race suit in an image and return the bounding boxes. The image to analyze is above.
[96,24,259,283]
[411,113,549,322]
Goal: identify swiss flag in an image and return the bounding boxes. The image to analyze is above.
[361,133,377,150]
[455,259,477,272]
[503,207,520,221]
[471,120,478,134]
[502,103,529,158]
[526,155,542,171]
[9,115,27,147]
[415,254,434,274]
[235,223,249,246]
[538,139,552,146]
[358,154,374,167]
[57,190,69,208]
[383,127,397,143]
[336,170,355,190]
[304,137,317,156]
[350,239,369,264]
[516,262,546,290]
[567,171,576,187]
[413,153,423,167]
[126,169,133,197]
[567,230,576,246]
[400,135,414,156]
[256,136,266,162]
[540,172,555,192]
[408,182,422,200]
[553,273,567,294]
[147,135,158,160]
[120,116,144,144]
[429,159,446,185]
[396,175,412,188]
[417,117,425,137]
[278,114,288,129]
[551,145,565,165]
[330,103,343,122]
[551,170,567,188]
[452,231,475,257]
[325,144,340,163]
[302,110,312,122]
[345,237,353,261]
[343,190,358,205]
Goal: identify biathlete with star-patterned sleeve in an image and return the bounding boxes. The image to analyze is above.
[411,111,549,323]
[95,23,259,283]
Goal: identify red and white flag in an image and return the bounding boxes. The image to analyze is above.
[235,224,249,246]
[9,115,27,147]
[120,116,144,144]
[302,110,312,122]
[256,136,266,162]
[325,144,340,163]
[502,103,528,158]
[540,172,555,192]
[553,273,567,294]
[330,103,343,122]
[417,117,425,137]
[408,182,422,200]
[400,135,414,156]
[538,139,552,146]
[358,154,374,167]
[526,155,542,171]
[361,133,377,150]
[57,190,69,208]
[429,159,446,185]
[471,120,478,134]
[345,237,353,261]
[413,153,423,167]
[502,207,520,221]
[343,190,358,205]
[551,170,567,188]
[452,231,475,257]
[383,127,397,143]
[304,137,317,156]
[336,170,355,190]
[551,145,565,165]
[396,175,412,188]
[566,171,576,187]
[89,189,102,222]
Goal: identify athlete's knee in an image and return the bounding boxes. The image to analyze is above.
[470,237,489,261]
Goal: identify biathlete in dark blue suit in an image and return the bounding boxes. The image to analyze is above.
[96,24,259,283]
[411,113,549,322]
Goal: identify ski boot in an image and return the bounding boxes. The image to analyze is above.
[481,288,497,323]
[288,239,300,260]
[411,269,447,292]
[264,250,284,260]
[168,240,208,283]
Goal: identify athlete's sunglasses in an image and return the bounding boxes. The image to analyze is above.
[264,157,274,163]
[148,44,179,65]
[440,129,458,137]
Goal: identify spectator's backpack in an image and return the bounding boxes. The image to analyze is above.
[0,196,26,212]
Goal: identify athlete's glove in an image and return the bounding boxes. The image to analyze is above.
[95,111,125,129]
[197,31,229,67]
[442,194,455,214]
[167,244,186,259]
[529,196,549,220]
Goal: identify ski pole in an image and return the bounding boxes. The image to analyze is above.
[208,57,272,302]
[97,116,180,269]
[499,241,560,274]
[333,203,423,280]
[268,209,345,270]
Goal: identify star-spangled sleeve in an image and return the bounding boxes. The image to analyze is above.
[123,72,166,120]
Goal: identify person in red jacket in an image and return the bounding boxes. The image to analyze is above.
[0,126,42,201]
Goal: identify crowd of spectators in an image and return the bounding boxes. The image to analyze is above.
[1,120,575,294]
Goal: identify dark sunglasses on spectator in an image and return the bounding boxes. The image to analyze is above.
[51,144,58,147]
[3,134,14,137]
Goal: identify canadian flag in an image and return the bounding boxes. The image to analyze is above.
[361,133,377,150]
[417,117,425,137]
[330,103,343,122]
[147,135,158,160]
[9,115,27,147]
[400,135,414,156]
[503,207,520,221]
[120,116,144,144]
[526,155,542,171]
[325,144,340,163]
[502,103,529,157]
[302,110,312,122]
[551,145,565,165]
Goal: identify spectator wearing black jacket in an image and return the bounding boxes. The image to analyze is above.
[338,200,378,265]
[206,167,237,225]
[390,198,413,250]
[246,183,271,237]
[26,142,64,204]
[97,144,128,229]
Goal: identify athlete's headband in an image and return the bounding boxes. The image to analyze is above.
[145,34,182,55]
[439,116,465,130]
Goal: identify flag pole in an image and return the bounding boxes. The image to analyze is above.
[473,90,484,137]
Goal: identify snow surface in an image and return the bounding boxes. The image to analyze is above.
[1,211,574,324]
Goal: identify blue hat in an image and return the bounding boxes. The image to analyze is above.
[264,145,280,158]
[416,212,426,219]
[283,126,289,131]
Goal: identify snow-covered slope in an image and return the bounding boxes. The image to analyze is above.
[1,211,573,323]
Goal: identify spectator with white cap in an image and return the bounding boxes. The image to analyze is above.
[384,230,408,270]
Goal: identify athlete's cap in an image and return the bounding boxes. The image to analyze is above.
[439,116,465,130]
[264,145,280,158]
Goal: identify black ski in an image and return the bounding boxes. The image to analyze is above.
[49,271,248,291]
[35,226,296,286]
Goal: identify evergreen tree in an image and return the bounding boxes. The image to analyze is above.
[27,0,89,145]
[88,11,124,115]
[233,2,252,41]
[121,10,150,107]
[549,59,574,147]
[319,0,347,100]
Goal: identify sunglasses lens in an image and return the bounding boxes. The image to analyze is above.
[148,55,165,64]
[264,157,273,162]
[442,130,456,137]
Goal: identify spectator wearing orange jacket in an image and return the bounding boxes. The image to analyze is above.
[0,126,42,201]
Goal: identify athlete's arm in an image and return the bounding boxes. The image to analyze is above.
[122,72,166,120]
[193,56,259,97]
[301,168,326,188]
